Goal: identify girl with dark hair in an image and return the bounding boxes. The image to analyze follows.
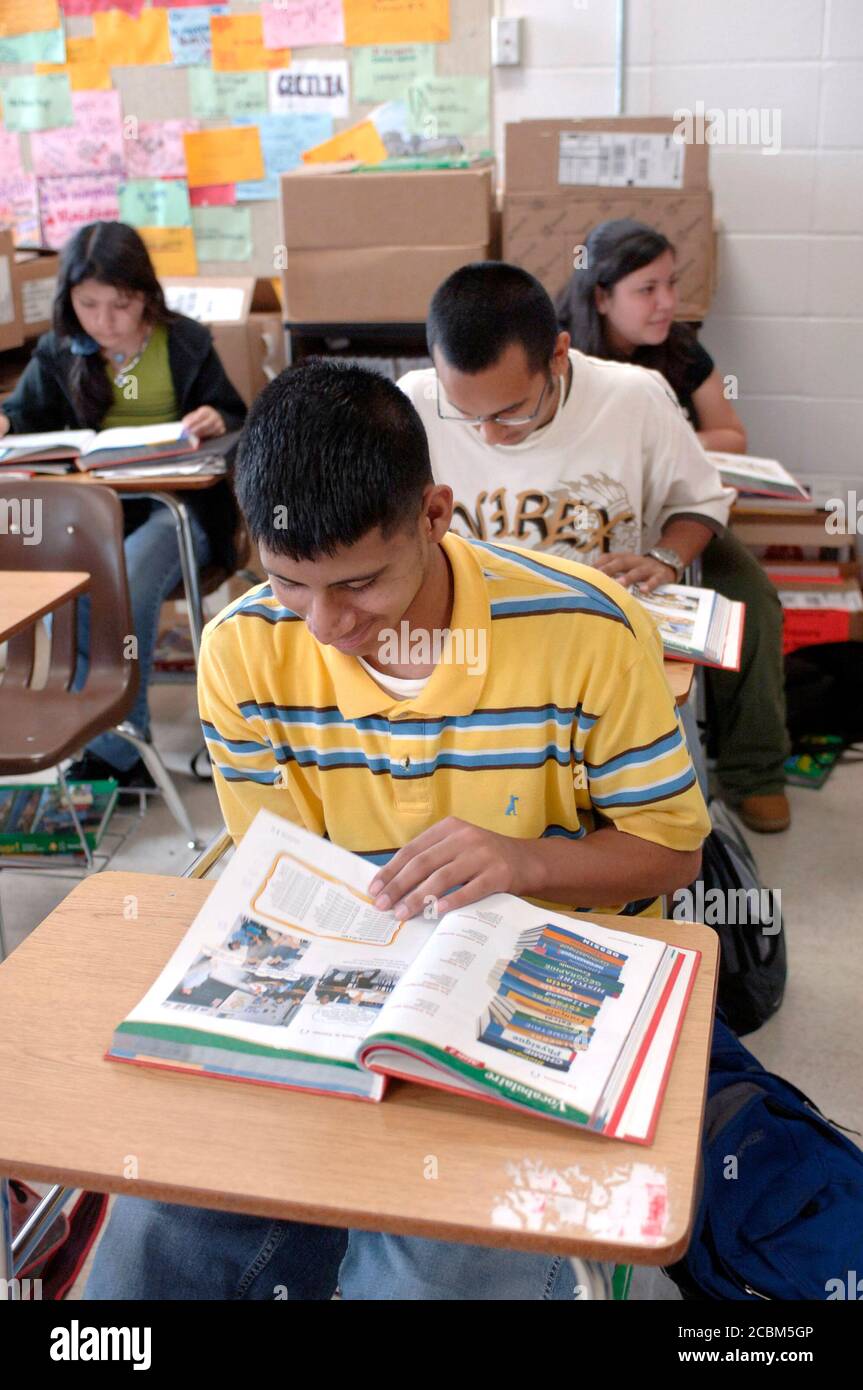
[0,221,247,785]
[557,218,790,833]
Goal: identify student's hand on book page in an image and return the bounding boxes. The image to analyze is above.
[592,552,676,592]
[368,818,535,921]
[181,405,226,441]
[0,413,10,438]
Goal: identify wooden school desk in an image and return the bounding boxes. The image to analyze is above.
[0,871,718,1291]
[0,571,89,644]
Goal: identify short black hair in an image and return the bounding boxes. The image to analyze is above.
[234,358,433,561]
[427,261,559,374]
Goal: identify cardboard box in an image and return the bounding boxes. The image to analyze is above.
[282,243,490,324]
[0,229,24,352]
[278,162,494,322]
[161,276,286,407]
[503,188,714,320]
[505,117,709,196]
[280,162,494,250]
[14,249,60,338]
[772,577,863,655]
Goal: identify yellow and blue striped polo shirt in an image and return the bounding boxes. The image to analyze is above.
[198,532,709,916]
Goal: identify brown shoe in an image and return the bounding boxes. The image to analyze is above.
[737,793,791,833]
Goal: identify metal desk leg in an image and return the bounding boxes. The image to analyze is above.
[145,491,205,665]
[1,1178,12,1297]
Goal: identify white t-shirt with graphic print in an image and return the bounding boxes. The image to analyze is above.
[398,350,734,565]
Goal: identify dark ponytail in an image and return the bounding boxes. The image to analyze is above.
[53,222,176,428]
[556,217,699,404]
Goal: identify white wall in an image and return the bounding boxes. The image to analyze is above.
[493,0,863,477]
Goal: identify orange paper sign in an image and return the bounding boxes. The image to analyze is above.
[343,0,450,46]
[210,14,291,72]
[36,61,112,92]
[93,9,172,66]
[0,0,61,38]
[302,120,388,165]
[138,226,198,277]
[183,126,265,188]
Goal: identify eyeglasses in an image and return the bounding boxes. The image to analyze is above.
[436,374,555,428]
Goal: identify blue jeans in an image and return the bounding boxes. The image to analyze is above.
[84,1198,580,1300]
[73,503,211,771]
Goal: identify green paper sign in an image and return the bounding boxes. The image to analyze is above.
[407,76,489,140]
[188,68,268,121]
[1,73,74,134]
[192,206,253,262]
[351,44,435,105]
[119,179,192,229]
[0,27,66,65]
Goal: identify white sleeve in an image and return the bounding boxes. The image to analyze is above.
[638,368,735,542]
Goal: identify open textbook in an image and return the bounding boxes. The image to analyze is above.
[632,583,745,670]
[0,423,198,472]
[706,450,810,501]
[109,811,701,1144]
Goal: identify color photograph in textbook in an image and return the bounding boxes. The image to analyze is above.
[706,450,811,502]
[631,584,745,670]
[109,811,700,1144]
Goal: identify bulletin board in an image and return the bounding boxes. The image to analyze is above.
[0,0,493,281]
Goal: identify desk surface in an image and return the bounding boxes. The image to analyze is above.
[0,569,89,643]
[61,470,222,493]
[664,659,694,705]
[0,872,717,1263]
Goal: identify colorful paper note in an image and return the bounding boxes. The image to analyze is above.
[343,0,449,46]
[138,225,197,276]
[0,175,41,246]
[192,206,252,262]
[30,90,125,179]
[0,132,24,177]
[1,74,73,133]
[187,69,268,120]
[123,119,199,179]
[35,61,112,92]
[302,119,387,165]
[0,26,65,63]
[351,43,434,104]
[93,9,172,66]
[38,173,121,249]
[189,184,235,207]
[60,0,144,14]
[0,0,61,38]
[210,13,291,72]
[261,0,344,49]
[119,179,192,228]
[269,60,350,117]
[183,126,265,188]
[234,112,333,199]
[407,75,489,138]
[167,5,227,67]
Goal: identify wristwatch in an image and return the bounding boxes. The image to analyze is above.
[647,546,686,582]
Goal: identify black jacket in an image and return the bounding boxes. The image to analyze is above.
[3,314,248,570]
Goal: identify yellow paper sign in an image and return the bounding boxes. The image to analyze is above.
[36,62,112,92]
[210,14,291,72]
[0,0,60,39]
[139,226,198,278]
[183,126,265,188]
[93,10,172,67]
[302,120,388,165]
[343,0,450,46]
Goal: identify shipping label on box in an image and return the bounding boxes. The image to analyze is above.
[558,132,685,189]
[163,283,249,323]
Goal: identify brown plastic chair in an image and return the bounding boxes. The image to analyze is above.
[0,481,199,887]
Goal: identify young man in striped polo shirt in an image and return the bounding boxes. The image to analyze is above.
[86,359,708,1302]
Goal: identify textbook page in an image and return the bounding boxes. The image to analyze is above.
[360,893,672,1128]
[120,810,436,1069]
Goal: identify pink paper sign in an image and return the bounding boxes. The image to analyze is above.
[124,119,200,179]
[0,174,41,245]
[30,90,125,179]
[261,0,345,49]
[60,0,144,14]
[189,183,236,207]
[39,174,121,249]
[0,131,24,177]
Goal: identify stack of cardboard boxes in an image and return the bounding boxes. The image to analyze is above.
[502,116,716,321]
[0,230,60,353]
[278,160,496,323]
[161,276,287,408]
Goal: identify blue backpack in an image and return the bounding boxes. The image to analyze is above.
[666,1018,863,1300]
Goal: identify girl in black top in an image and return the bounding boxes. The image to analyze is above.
[1,222,247,785]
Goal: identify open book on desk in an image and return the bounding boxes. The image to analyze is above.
[109,810,700,1144]
[633,583,745,671]
[0,423,198,472]
[706,450,810,502]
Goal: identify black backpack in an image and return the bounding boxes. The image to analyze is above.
[785,641,863,748]
[679,800,787,1036]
